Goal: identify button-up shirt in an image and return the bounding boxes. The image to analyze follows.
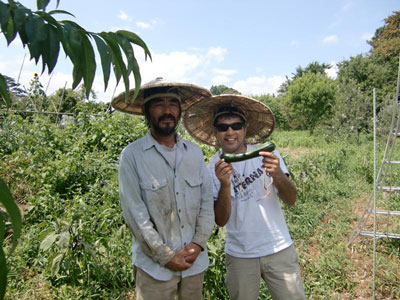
[118,131,214,280]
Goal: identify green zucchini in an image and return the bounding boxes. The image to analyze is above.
[220,142,276,163]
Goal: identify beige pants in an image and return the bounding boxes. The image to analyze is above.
[134,267,205,300]
[225,245,306,300]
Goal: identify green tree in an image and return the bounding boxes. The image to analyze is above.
[326,79,371,143]
[368,11,400,59]
[210,84,241,95]
[278,61,331,94]
[287,72,336,134]
[337,53,397,102]
[255,94,290,130]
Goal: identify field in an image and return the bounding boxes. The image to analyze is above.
[1,112,400,300]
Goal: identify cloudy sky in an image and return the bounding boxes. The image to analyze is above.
[0,0,398,102]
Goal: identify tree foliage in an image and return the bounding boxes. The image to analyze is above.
[278,61,332,94]
[0,0,152,105]
[286,72,336,134]
[210,85,241,95]
[368,11,400,59]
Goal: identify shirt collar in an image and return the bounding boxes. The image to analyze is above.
[143,130,187,151]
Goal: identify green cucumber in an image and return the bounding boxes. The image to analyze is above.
[220,142,276,163]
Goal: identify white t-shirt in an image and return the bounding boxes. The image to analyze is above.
[208,145,293,258]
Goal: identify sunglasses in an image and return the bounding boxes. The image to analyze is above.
[214,122,245,132]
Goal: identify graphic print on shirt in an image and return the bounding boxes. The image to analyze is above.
[232,163,271,202]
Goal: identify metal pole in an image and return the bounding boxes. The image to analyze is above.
[373,87,377,300]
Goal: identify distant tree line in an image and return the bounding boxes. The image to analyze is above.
[211,11,400,141]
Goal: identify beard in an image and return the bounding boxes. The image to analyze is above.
[151,114,178,136]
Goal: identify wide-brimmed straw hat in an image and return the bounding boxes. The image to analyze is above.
[111,77,212,115]
[183,94,275,146]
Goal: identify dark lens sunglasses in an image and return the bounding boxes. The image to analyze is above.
[214,122,245,132]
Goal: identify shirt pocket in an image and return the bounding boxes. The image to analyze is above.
[184,176,202,216]
[140,178,171,216]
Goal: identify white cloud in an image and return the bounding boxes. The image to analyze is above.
[118,10,130,21]
[290,40,299,46]
[206,47,227,63]
[136,21,151,29]
[323,35,339,44]
[136,18,161,30]
[233,75,286,96]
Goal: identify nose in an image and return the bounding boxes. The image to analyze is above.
[226,126,235,134]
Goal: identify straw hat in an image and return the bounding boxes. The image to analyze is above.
[183,94,275,146]
[111,77,212,115]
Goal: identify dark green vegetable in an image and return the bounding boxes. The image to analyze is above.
[220,142,276,163]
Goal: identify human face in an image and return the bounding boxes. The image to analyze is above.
[214,115,247,154]
[148,97,181,136]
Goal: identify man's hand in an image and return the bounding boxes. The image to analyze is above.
[165,250,193,271]
[182,242,202,263]
[259,151,282,178]
[215,159,233,187]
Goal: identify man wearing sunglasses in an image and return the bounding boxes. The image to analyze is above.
[183,94,306,300]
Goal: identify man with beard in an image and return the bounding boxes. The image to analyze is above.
[111,78,214,300]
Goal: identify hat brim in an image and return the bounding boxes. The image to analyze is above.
[111,78,212,115]
[183,94,275,146]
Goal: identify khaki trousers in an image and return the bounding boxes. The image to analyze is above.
[134,267,205,300]
[225,245,306,300]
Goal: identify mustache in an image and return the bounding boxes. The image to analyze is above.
[158,114,176,123]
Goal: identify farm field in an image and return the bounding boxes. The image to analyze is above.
[1,113,399,300]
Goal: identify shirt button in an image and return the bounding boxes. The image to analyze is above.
[176,192,179,195]
[178,209,181,213]
[181,225,184,229]
[184,242,187,246]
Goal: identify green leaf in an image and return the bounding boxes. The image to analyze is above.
[93,34,111,91]
[51,253,63,276]
[80,33,96,97]
[13,5,30,45]
[100,32,129,93]
[0,178,21,252]
[36,10,62,28]
[0,74,11,107]
[0,243,6,300]
[56,231,70,248]
[37,0,51,11]
[25,14,47,63]
[117,33,141,100]
[48,9,75,17]
[5,15,16,45]
[116,29,152,61]
[43,24,60,74]
[40,232,58,251]
[0,1,10,33]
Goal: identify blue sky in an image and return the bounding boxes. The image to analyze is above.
[0,0,399,102]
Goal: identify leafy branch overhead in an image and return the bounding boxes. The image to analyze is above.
[0,0,152,102]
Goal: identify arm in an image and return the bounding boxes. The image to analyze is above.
[214,159,234,226]
[191,157,215,250]
[259,151,297,206]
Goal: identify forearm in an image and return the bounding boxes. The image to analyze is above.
[214,183,231,226]
[272,170,297,206]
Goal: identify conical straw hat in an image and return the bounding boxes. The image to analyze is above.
[111,77,211,115]
[183,94,275,146]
